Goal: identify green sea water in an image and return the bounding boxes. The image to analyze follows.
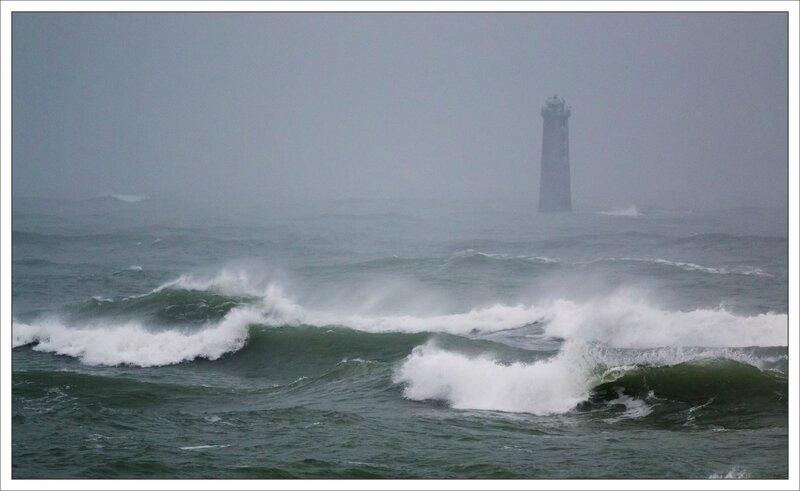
[11,197,788,479]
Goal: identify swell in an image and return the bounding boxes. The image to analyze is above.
[303,250,559,277]
[12,369,236,406]
[590,359,787,405]
[13,230,126,244]
[308,250,772,280]
[586,359,788,428]
[69,289,254,325]
[227,325,542,367]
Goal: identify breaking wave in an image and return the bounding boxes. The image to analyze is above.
[12,267,787,415]
[12,306,259,367]
[539,292,785,348]
[393,342,592,414]
[392,340,787,415]
[108,194,147,203]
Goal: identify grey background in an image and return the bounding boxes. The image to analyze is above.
[12,13,788,211]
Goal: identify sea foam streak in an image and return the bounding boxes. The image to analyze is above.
[448,249,559,264]
[589,257,771,277]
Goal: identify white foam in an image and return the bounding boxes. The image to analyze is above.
[541,290,786,348]
[179,444,230,451]
[393,341,594,415]
[157,276,547,335]
[12,306,261,367]
[259,284,785,347]
[154,273,786,346]
[258,292,542,336]
[524,255,560,264]
[598,205,641,217]
[649,258,772,277]
[298,303,544,335]
[338,358,378,365]
[602,388,654,422]
[449,249,499,260]
[708,467,749,479]
[25,268,784,368]
[153,268,268,296]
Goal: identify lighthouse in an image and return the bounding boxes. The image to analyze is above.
[538,95,572,212]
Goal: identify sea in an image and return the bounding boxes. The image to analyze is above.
[10,195,789,479]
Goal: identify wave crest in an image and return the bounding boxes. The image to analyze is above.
[393,342,592,414]
[598,205,642,217]
[12,306,260,367]
[542,291,786,348]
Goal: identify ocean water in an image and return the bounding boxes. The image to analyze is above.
[11,197,788,479]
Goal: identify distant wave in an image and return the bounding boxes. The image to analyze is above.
[448,249,559,264]
[111,265,144,276]
[598,205,642,217]
[587,257,772,277]
[108,194,147,203]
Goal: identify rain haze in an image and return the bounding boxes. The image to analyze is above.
[9,9,793,482]
[12,13,787,212]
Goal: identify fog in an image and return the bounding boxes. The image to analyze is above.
[12,13,787,212]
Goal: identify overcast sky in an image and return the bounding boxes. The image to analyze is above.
[12,13,788,211]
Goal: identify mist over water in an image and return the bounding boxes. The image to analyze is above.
[10,10,788,481]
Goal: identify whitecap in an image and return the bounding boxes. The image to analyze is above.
[598,205,641,217]
[708,467,749,479]
[180,444,231,451]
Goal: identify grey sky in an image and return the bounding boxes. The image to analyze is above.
[12,13,787,210]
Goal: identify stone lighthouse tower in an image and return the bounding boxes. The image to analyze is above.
[538,95,572,212]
